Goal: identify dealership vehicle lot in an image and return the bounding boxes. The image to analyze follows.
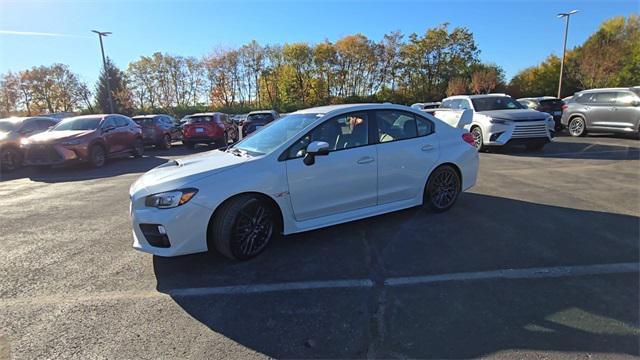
[0,135,638,359]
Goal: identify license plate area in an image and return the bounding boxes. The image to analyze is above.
[195,128,204,133]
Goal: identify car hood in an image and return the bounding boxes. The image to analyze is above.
[478,109,547,121]
[130,150,249,196]
[28,130,93,143]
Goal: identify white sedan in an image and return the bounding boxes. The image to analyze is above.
[130,104,479,260]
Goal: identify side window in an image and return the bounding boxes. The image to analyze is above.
[36,120,55,130]
[449,99,462,109]
[376,110,417,143]
[459,99,472,110]
[442,100,453,109]
[615,92,638,106]
[416,116,434,136]
[115,116,128,127]
[103,118,117,128]
[287,112,368,159]
[19,121,38,134]
[594,92,616,105]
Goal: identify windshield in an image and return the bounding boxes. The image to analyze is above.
[471,97,524,111]
[233,113,320,155]
[0,121,17,132]
[53,117,102,131]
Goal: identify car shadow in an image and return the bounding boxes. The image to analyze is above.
[153,193,639,358]
[493,138,640,160]
[0,143,212,183]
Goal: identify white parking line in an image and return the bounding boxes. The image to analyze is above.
[169,278,375,297]
[385,263,639,286]
[1,263,637,306]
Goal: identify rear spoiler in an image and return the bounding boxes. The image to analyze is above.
[422,108,473,129]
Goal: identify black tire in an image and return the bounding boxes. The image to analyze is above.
[526,141,546,151]
[568,116,587,137]
[0,147,22,171]
[132,138,144,157]
[89,144,106,168]
[184,141,195,150]
[158,134,171,150]
[471,126,484,151]
[209,194,278,260]
[424,165,461,213]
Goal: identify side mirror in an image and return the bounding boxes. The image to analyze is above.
[103,124,116,133]
[303,141,330,166]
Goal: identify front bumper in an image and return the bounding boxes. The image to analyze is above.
[23,143,89,166]
[131,199,213,257]
[483,121,552,146]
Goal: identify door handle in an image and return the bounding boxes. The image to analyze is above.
[356,156,374,164]
[421,144,435,151]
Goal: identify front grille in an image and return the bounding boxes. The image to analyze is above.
[27,144,62,163]
[512,123,548,138]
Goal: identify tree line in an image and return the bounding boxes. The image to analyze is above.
[0,15,637,118]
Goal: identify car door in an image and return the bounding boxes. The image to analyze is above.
[587,92,617,128]
[102,117,124,153]
[374,110,439,204]
[612,91,640,130]
[285,111,377,221]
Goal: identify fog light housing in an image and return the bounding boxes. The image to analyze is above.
[490,132,504,141]
[139,223,171,248]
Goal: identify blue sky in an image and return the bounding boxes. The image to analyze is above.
[0,0,637,86]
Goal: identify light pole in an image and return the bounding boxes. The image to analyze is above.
[557,10,578,99]
[91,30,114,113]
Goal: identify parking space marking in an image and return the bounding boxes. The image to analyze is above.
[2,263,637,307]
[385,263,639,287]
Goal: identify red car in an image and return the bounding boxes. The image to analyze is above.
[182,112,238,149]
[23,114,144,168]
[132,114,182,149]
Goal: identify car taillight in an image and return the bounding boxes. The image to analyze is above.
[462,133,475,147]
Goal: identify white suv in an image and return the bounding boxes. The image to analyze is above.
[435,94,555,151]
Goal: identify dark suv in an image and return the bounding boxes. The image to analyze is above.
[242,110,279,137]
[23,114,144,168]
[561,87,640,137]
[517,97,565,131]
[132,114,182,149]
[0,116,59,171]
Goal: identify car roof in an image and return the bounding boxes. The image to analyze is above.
[518,96,559,101]
[188,112,223,116]
[444,94,510,100]
[248,110,277,115]
[579,87,637,93]
[132,114,167,119]
[294,103,424,117]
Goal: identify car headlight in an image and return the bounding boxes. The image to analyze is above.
[20,138,31,147]
[489,118,511,125]
[145,188,198,209]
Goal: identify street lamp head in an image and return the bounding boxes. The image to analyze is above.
[557,10,579,18]
[91,30,112,36]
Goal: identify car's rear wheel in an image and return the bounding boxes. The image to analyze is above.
[424,165,461,212]
[1,147,22,171]
[471,126,484,151]
[89,144,106,168]
[158,134,171,150]
[568,117,587,137]
[132,138,144,157]
[210,194,278,260]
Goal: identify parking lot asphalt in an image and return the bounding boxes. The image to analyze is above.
[1,135,639,359]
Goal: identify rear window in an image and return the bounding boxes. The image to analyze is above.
[539,99,562,106]
[187,116,216,124]
[133,118,155,126]
[0,121,16,132]
[247,113,274,122]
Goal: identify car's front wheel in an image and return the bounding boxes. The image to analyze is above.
[1,147,22,171]
[424,165,461,212]
[89,144,106,168]
[210,194,278,260]
[568,117,587,137]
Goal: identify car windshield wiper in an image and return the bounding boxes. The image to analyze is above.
[227,147,250,157]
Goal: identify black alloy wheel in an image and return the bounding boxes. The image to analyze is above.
[425,165,461,212]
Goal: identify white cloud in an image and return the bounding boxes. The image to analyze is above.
[0,30,89,38]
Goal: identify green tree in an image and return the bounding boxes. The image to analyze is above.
[95,58,132,115]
